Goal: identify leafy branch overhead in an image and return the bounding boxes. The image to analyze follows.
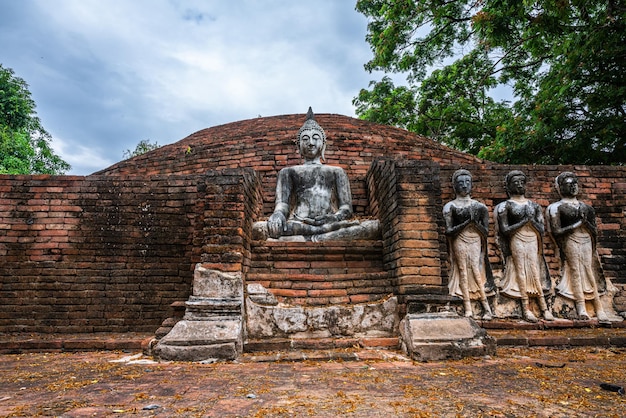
[123,139,160,159]
[354,0,626,164]
[0,64,70,174]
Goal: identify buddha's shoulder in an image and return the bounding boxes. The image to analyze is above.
[283,164,345,174]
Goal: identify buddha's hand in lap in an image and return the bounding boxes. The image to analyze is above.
[296,214,340,226]
[268,212,287,238]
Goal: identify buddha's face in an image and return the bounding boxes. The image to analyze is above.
[507,175,526,197]
[299,129,324,159]
[454,174,472,197]
[560,176,579,197]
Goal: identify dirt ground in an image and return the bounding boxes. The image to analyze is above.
[0,346,624,417]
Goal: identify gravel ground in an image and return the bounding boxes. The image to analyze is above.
[0,346,624,417]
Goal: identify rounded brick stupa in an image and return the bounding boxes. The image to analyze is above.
[96,113,481,217]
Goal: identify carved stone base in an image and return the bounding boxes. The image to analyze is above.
[153,318,242,361]
[552,294,623,322]
[153,265,244,361]
[399,312,496,361]
[246,284,398,339]
[493,282,623,322]
[492,293,544,320]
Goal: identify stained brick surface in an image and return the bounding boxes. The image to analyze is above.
[248,240,389,305]
[0,175,199,333]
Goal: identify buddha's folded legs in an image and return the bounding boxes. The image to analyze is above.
[252,219,380,242]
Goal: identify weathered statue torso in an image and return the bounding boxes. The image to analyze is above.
[501,200,541,227]
[277,164,350,223]
[448,203,488,229]
[553,201,595,233]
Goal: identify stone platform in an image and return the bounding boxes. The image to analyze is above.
[2,320,626,356]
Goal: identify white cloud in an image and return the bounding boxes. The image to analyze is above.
[1,0,378,174]
[49,135,115,175]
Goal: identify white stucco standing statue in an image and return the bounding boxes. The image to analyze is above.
[495,170,554,322]
[546,172,609,322]
[443,169,494,319]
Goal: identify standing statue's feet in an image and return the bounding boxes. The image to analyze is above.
[597,310,610,322]
[542,310,555,321]
[481,301,493,320]
[524,310,538,323]
[463,302,474,318]
[577,309,591,321]
[576,302,591,320]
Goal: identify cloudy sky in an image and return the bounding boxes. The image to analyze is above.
[0,0,398,175]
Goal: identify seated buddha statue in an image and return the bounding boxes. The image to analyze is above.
[253,108,379,242]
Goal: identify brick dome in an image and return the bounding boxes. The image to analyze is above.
[95,113,481,216]
[98,113,479,176]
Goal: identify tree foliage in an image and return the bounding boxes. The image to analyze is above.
[0,64,70,174]
[354,0,626,164]
[123,139,160,159]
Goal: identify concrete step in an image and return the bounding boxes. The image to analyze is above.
[244,336,401,353]
[2,322,624,355]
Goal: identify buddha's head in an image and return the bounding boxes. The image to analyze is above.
[297,107,326,161]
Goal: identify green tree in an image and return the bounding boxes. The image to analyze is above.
[123,139,160,159]
[353,76,419,131]
[354,0,626,164]
[0,64,70,174]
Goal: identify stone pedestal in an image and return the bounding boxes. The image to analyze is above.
[552,292,624,322]
[154,265,244,361]
[493,279,624,323]
[400,312,496,361]
[246,284,399,339]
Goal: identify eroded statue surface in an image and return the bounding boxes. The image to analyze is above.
[443,169,494,319]
[495,170,554,322]
[254,108,379,242]
[547,172,609,321]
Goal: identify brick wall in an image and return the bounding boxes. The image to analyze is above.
[194,168,261,274]
[0,175,199,333]
[367,159,446,298]
[247,240,390,305]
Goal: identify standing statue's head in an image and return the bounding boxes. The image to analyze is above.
[555,171,579,198]
[297,107,327,162]
[505,170,527,197]
[452,169,472,198]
